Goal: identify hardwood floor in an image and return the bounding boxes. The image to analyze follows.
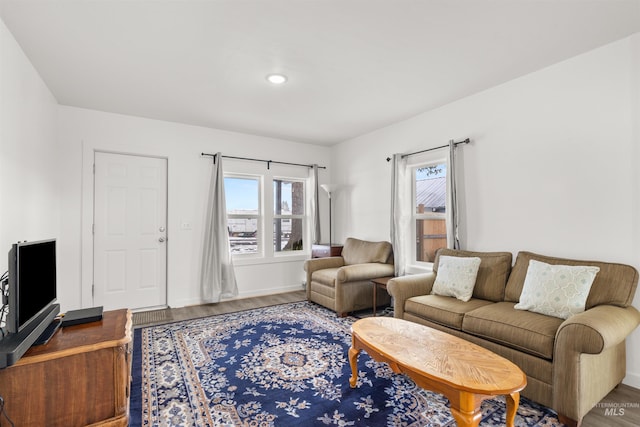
[132,290,640,426]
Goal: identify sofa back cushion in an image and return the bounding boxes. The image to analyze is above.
[505,251,639,309]
[433,249,512,302]
[341,237,393,265]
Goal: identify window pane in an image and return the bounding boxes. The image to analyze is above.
[415,163,447,263]
[225,177,259,215]
[274,218,303,252]
[225,176,259,255]
[415,164,446,213]
[274,180,304,215]
[228,218,258,254]
[416,218,446,262]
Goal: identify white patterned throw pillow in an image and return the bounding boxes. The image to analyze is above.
[431,256,482,302]
[514,260,600,319]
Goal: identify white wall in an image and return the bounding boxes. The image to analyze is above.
[56,107,331,310]
[332,34,640,387]
[0,19,59,278]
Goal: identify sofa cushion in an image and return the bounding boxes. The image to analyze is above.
[405,295,493,330]
[434,249,512,302]
[342,237,392,265]
[311,268,339,286]
[514,260,599,319]
[462,302,564,359]
[505,251,639,309]
[431,256,481,302]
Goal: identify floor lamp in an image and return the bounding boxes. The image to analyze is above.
[320,184,335,248]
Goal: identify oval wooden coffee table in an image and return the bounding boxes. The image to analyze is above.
[349,317,527,427]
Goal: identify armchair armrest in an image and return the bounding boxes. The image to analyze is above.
[336,263,395,282]
[386,273,436,318]
[304,257,345,274]
[555,305,640,355]
[304,257,346,300]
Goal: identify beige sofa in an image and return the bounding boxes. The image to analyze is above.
[387,248,640,427]
[304,237,394,317]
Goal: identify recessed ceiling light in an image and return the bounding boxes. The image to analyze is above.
[266,73,288,85]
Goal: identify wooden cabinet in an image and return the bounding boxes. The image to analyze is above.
[311,243,343,258]
[0,309,132,426]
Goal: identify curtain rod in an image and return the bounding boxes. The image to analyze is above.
[201,153,326,170]
[385,138,471,162]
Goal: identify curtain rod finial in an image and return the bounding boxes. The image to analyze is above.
[386,157,391,162]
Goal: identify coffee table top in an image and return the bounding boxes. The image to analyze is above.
[351,317,527,395]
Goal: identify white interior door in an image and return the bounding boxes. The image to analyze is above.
[93,152,168,311]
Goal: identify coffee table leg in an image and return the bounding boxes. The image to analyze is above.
[348,345,360,388]
[450,392,482,427]
[505,392,520,427]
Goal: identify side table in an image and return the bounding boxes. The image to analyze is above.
[371,276,395,316]
[311,243,343,258]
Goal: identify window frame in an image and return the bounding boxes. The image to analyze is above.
[223,170,310,264]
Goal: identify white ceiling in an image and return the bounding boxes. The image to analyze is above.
[1,1,639,146]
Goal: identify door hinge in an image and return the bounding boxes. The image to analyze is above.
[92,284,95,298]
[93,163,95,174]
[92,224,95,234]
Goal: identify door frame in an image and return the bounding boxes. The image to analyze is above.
[81,145,169,310]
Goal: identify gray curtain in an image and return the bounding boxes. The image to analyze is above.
[446,140,461,249]
[310,164,321,244]
[200,153,238,303]
[391,153,410,276]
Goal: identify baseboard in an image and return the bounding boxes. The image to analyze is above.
[235,285,302,299]
[169,285,303,309]
[623,372,640,389]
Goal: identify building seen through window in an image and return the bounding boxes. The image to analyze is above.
[414,163,447,262]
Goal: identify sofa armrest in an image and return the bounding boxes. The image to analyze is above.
[555,305,640,355]
[386,273,436,319]
[336,263,395,282]
[553,305,640,422]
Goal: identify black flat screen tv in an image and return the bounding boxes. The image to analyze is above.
[7,239,58,334]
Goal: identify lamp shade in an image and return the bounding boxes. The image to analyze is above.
[320,184,337,197]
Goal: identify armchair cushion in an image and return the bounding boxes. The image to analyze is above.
[341,237,392,265]
[311,268,341,286]
[336,263,395,282]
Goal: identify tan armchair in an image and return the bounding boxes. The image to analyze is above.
[304,237,394,316]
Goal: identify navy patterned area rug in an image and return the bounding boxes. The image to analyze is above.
[130,301,564,426]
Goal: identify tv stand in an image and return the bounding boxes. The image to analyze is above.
[0,309,132,426]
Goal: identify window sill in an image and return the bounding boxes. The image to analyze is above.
[404,264,434,275]
[232,253,310,266]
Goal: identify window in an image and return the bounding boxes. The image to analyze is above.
[273,179,305,252]
[414,162,447,263]
[225,176,260,255]
[224,173,307,258]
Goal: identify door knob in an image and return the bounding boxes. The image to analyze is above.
[159,237,166,243]
[159,226,165,232]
